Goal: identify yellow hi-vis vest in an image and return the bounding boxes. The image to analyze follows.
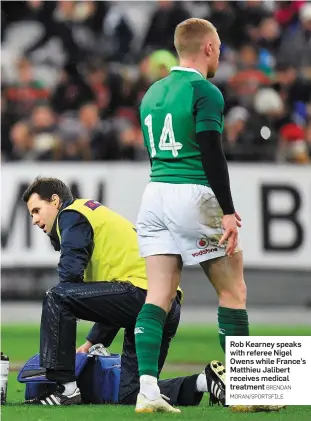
[56,199,183,299]
[56,199,148,288]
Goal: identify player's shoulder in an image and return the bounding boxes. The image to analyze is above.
[143,77,167,95]
[191,79,224,100]
[140,77,170,110]
[140,80,158,104]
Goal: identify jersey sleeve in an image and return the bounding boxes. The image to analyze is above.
[58,211,94,283]
[192,80,225,134]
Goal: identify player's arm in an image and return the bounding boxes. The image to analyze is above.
[197,131,234,214]
[58,211,94,283]
[193,82,235,215]
[86,323,120,348]
[77,324,120,353]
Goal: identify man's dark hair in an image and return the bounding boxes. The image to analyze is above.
[22,177,74,203]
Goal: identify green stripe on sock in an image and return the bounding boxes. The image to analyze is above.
[218,306,249,352]
[135,304,167,377]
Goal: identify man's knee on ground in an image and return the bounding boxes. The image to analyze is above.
[218,280,247,308]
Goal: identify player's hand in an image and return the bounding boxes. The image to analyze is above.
[219,213,240,257]
[76,340,92,354]
[235,211,242,228]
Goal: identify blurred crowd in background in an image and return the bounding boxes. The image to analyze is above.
[1,0,311,164]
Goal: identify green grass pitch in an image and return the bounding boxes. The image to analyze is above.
[1,323,311,421]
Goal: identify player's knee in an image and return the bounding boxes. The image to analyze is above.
[146,291,175,313]
[219,280,247,308]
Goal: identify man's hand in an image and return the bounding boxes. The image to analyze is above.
[219,212,241,257]
[234,212,242,228]
[76,340,93,354]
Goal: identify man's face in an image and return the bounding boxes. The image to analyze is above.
[31,106,55,130]
[27,193,60,235]
[206,32,221,78]
[79,104,99,128]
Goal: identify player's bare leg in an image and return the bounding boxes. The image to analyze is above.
[144,255,182,312]
[202,250,246,307]
[201,252,285,412]
[135,254,182,413]
[201,250,248,353]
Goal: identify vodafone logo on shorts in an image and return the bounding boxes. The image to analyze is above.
[193,237,218,257]
[192,247,218,257]
[196,237,209,249]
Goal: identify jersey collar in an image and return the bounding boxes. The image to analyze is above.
[170,66,204,78]
[48,199,74,250]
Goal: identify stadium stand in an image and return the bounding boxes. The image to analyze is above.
[1,0,310,164]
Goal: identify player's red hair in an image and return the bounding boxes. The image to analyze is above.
[174,18,217,56]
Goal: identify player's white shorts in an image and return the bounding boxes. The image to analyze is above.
[136,182,242,266]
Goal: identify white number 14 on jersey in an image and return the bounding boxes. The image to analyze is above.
[144,113,183,158]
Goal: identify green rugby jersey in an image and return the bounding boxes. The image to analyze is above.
[140,66,225,185]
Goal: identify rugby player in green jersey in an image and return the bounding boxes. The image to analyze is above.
[134,18,285,415]
[134,17,246,413]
